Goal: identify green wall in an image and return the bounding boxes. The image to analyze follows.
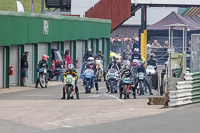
[0,11,111,46]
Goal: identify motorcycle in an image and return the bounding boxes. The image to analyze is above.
[83,69,95,93]
[48,68,65,81]
[146,65,156,91]
[107,68,119,93]
[95,60,104,81]
[38,68,48,88]
[121,73,132,99]
[138,72,145,95]
[64,74,76,100]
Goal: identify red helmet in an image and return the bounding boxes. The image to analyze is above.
[42,54,49,61]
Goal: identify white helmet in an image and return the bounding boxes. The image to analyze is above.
[134,48,139,52]
[88,57,94,63]
[88,48,92,52]
[68,64,74,70]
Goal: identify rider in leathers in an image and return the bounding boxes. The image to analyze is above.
[118,64,136,99]
[147,54,157,67]
[94,51,105,81]
[84,57,99,93]
[81,48,94,75]
[35,55,49,88]
[134,62,153,95]
[132,48,141,61]
[106,56,121,93]
[61,64,79,99]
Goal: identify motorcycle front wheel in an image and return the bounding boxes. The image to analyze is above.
[39,74,46,88]
[85,81,90,93]
[66,86,72,100]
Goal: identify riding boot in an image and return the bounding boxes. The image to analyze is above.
[104,71,106,81]
[61,87,66,99]
[119,92,122,99]
[95,82,99,92]
[106,81,110,93]
[35,78,39,88]
[76,87,80,99]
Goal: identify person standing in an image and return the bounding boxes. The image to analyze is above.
[64,49,71,68]
[122,44,132,63]
[35,55,49,88]
[163,41,169,49]
[152,40,162,48]
[21,51,29,87]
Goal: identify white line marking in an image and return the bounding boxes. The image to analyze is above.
[62,125,73,128]
[50,112,119,124]
[104,94,124,103]
[88,95,102,98]
[22,94,50,97]
[47,122,73,128]
[47,122,59,126]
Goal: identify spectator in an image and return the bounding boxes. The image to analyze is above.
[164,41,169,49]
[122,44,132,62]
[187,41,192,54]
[64,49,71,67]
[21,51,29,87]
[152,40,162,48]
[147,40,152,59]
[63,0,71,12]
[132,37,140,52]
[186,54,191,68]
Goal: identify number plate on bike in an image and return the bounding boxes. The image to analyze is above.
[123,78,130,83]
[139,74,144,80]
[65,78,72,84]
[44,69,47,73]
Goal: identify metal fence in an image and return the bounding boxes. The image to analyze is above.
[111,40,190,65]
[191,34,200,72]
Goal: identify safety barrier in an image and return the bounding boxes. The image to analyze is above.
[168,72,200,107]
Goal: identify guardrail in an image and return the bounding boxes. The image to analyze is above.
[168,72,200,107]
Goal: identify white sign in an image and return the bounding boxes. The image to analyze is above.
[43,20,49,35]
[16,1,24,13]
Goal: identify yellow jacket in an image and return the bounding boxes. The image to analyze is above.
[64,70,78,80]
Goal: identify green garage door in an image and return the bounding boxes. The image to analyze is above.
[10,45,19,86]
[0,46,3,88]
[76,40,84,75]
[38,43,48,63]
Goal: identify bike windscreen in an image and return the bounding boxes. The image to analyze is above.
[109,68,117,73]
[85,69,94,74]
[66,74,73,78]
[147,65,154,69]
[123,60,130,66]
[133,59,140,64]
[95,60,103,64]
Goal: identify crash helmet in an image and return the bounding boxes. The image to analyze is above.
[42,54,49,61]
[112,56,116,61]
[88,57,94,63]
[115,56,119,62]
[88,48,92,52]
[134,48,139,52]
[68,64,74,71]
